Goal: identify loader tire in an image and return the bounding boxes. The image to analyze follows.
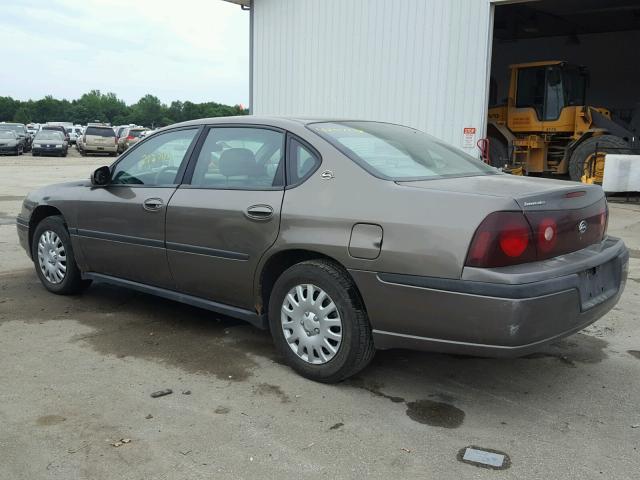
[488,136,509,168]
[569,135,630,182]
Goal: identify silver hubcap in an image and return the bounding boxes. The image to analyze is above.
[37,230,67,284]
[281,284,343,364]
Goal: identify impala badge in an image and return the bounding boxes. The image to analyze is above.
[578,220,588,235]
[321,170,334,180]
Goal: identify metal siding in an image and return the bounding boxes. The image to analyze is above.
[252,0,493,150]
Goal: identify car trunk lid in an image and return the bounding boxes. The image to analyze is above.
[398,174,608,264]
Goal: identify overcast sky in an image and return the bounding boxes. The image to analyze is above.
[0,0,249,106]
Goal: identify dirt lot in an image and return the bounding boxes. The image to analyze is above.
[1,150,639,479]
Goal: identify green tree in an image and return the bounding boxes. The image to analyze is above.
[13,106,31,124]
[0,92,246,125]
[0,96,18,121]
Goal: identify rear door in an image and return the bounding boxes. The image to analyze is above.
[165,125,285,308]
[76,127,201,288]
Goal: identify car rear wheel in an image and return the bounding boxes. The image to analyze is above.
[32,216,91,295]
[268,259,375,383]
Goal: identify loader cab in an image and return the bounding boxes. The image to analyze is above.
[513,62,588,122]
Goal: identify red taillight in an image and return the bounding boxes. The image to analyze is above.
[499,223,530,257]
[127,135,134,140]
[466,198,608,268]
[465,212,535,267]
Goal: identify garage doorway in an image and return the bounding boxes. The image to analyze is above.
[487,0,640,178]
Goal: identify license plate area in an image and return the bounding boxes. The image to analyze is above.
[578,260,619,310]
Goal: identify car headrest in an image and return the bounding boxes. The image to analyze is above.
[219,148,256,177]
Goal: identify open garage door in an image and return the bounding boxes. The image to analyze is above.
[488,0,640,184]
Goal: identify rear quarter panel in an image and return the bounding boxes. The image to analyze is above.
[266,130,519,280]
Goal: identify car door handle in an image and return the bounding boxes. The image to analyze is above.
[245,204,274,220]
[143,197,164,211]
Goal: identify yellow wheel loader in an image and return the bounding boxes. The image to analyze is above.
[487,61,634,184]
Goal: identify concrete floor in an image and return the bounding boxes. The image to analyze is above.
[0,150,639,479]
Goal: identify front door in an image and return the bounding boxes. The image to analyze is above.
[165,125,285,308]
[76,127,200,288]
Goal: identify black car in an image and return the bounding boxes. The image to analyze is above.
[41,125,70,143]
[0,123,31,152]
[31,130,68,157]
[0,130,23,155]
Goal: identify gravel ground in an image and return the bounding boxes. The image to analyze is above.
[0,151,639,479]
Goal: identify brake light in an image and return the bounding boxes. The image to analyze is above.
[465,212,536,267]
[499,223,530,257]
[466,198,608,268]
[126,135,134,140]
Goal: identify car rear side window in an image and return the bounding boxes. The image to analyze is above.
[189,127,284,189]
[287,137,320,185]
[86,127,116,137]
[309,121,495,181]
[111,128,198,186]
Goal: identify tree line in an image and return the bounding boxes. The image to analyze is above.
[0,90,248,128]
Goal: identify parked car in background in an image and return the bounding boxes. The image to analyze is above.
[114,125,130,143]
[117,126,147,153]
[79,124,118,156]
[14,117,629,382]
[32,130,68,157]
[139,129,158,139]
[0,123,32,152]
[65,127,78,144]
[0,130,24,155]
[41,125,70,143]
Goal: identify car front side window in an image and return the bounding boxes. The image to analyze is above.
[111,128,198,186]
[189,127,284,189]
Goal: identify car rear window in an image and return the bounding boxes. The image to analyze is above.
[86,127,116,137]
[129,130,145,138]
[308,121,496,181]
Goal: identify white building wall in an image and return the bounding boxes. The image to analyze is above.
[252,0,497,152]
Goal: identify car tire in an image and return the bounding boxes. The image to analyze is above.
[268,259,375,383]
[31,215,91,295]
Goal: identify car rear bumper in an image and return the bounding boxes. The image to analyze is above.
[84,145,117,153]
[349,236,628,357]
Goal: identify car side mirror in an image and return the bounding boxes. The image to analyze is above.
[91,166,111,186]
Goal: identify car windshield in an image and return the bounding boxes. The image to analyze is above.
[86,127,116,137]
[309,121,496,181]
[0,130,16,139]
[36,131,64,141]
[0,125,22,134]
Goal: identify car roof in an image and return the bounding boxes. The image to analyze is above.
[167,115,351,130]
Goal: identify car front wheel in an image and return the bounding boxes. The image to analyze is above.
[32,215,91,295]
[268,259,375,383]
